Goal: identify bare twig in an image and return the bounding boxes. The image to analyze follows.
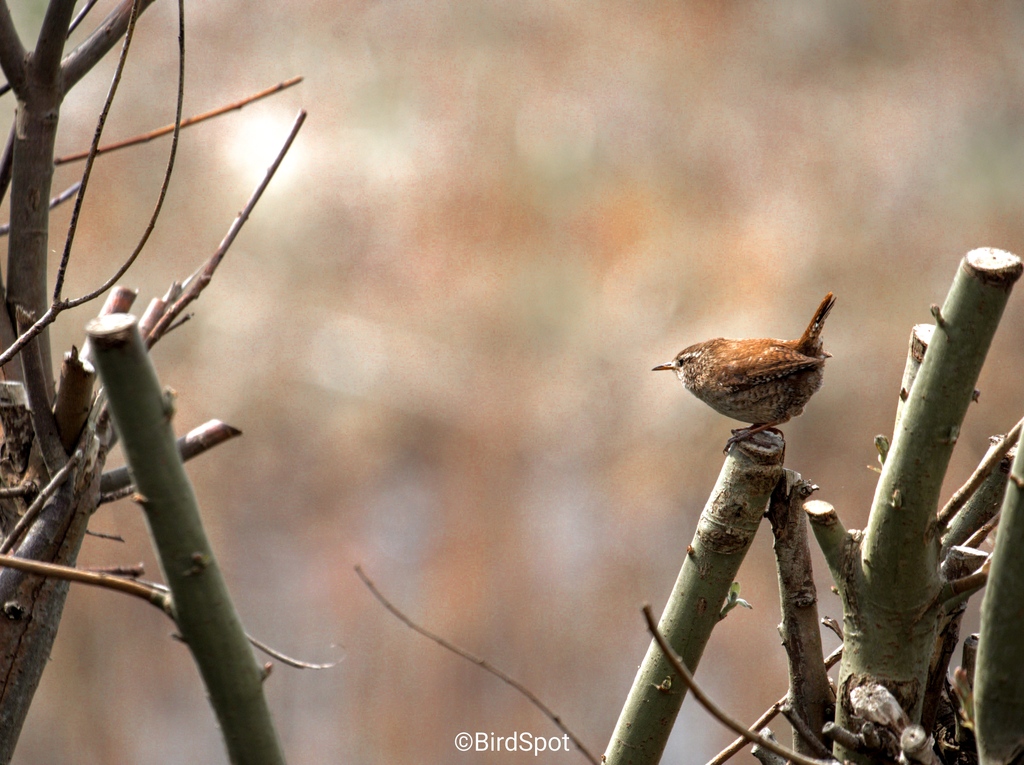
[965,513,1000,549]
[53,0,146,302]
[780,702,836,760]
[356,565,599,764]
[138,282,182,339]
[56,0,186,306]
[0,109,305,373]
[937,417,1023,528]
[84,529,125,543]
[68,0,102,36]
[821,616,844,642]
[146,109,308,346]
[0,450,82,555]
[0,182,81,237]
[706,647,843,765]
[642,605,834,765]
[99,419,242,498]
[97,486,134,505]
[0,551,171,613]
[941,563,990,604]
[61,0,160,93]
[55,76,304,165]
[0,304,59,373]
[706,701,785,765]
[0,485,34,499]
[0,549,334,671]
[246,632,338,670]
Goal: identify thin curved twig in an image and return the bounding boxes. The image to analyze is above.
[67,0,102,36]
[246,632,338,670]
[53,0,146,302]
[0,552,333,670]
[146,108,307,345]
[55,0,185,305]
[356,565,600,765]
[937,416,1023,528]
[0,552,172,613]
[55,76,304,166]
[0,95,303,374]
[704,640,845,765]
[641,605,835,765]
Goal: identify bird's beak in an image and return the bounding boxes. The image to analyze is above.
[652,362,676,372]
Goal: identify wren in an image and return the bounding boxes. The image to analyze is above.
[654,293,836,451]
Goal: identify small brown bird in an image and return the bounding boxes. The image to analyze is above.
[653,293,836,451]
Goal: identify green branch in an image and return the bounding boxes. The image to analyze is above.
[975,436,1024,764]
[604,432,785,765]
[831,248,1022,762]
[88,314,285,765]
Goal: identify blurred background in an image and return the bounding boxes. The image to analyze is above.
[3,1,1024,763]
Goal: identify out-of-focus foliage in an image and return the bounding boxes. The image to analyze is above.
[10,2,1024,763]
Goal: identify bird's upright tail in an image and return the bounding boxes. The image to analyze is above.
[797,292,836,356]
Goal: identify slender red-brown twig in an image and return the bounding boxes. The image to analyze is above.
[0,102,304,373]
[54,76,303,166]
[641,605,833,765]
[146,108,307,345]
[937,416,1023,528]
[706,642,844,765]
[356,565,600,764]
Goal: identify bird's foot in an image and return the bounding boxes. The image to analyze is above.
[724,424,783,454]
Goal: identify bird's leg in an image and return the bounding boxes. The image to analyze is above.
[724,422,787,453]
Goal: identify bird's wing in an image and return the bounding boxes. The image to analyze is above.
[710,340,824,391]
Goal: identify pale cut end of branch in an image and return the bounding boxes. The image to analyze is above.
[805,500,838,527]
[181,420,242,460]
[943,545,989,577]
[963,248,1023,289]
[734,429,786,465]
[100,286,138,316]
[85,313,138,349]
[910,324,934,364]
[849,683,908,730]
[138,297,167,340]
[961,634,979,682]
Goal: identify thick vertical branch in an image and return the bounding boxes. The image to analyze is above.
[604,431,785,765]
[767,471,831,756]
[831,249,1022,763]
[5,1,78,398]
[88,314,285,765]
[975,442,1024,765]
[0,446,99,764]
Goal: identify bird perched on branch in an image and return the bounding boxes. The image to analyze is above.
[653,293,836,452]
